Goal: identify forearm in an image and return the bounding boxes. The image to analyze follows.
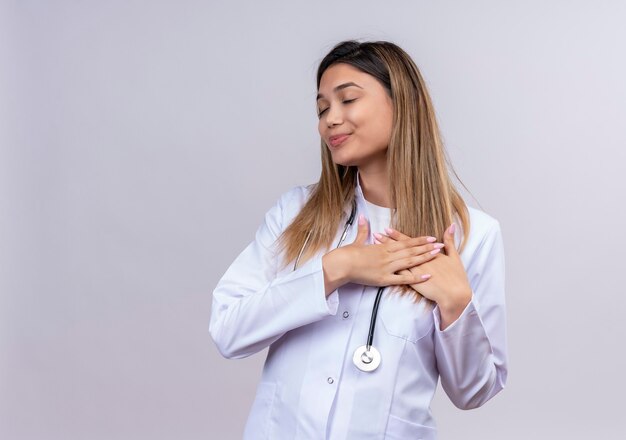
[211,245,339,359]
[433,296,507,409]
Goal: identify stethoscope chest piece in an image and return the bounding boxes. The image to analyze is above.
[353,345,381,372]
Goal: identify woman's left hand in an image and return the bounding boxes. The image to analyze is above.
[374,223,473,329]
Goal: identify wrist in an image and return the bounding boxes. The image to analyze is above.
[322,248,349,297]
[437,289,472,327]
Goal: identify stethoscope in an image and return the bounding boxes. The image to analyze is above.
[293,199,385,372]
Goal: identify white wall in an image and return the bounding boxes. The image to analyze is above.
[1,0,625,438]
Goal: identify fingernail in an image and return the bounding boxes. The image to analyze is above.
[433,243,445,249]
[421,274,431,280]
[427,236,437,242]
[359,214,366,225]
[449,223,456,234]
[430,248,441,255]
[373,232,383,240]
[384,227,393,234]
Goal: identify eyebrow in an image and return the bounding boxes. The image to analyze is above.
[316,82,363,101]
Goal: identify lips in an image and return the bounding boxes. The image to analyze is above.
[329,134,351,147]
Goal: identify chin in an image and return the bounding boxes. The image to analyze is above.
[329,148,357,166]
[330,154,358,167]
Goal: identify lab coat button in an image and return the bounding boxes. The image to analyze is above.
[342,311,350,319]
[327,377,334,384]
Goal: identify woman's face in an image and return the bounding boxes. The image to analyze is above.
[317,63,394,170]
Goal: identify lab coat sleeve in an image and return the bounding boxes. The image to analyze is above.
[431,220,508,409]
[209,187,340,360]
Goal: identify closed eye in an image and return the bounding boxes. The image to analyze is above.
[317,99,357,118]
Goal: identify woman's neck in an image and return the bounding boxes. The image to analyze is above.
[358,167,393,208]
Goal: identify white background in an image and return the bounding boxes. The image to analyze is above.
[1,1,625,438]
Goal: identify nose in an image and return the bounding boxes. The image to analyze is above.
[325,104,343,128]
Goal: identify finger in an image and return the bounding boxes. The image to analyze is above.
[397,269,422,291]
[384,227,412,241]
[385,227,438,245]
[393,242,444,261]
[354,214,370,244]
[398,268,431,284]
[397,269,416,291]
[387,234,440,253]
[376,235,445,263]
[373,232,393,243]
[374,232,435,250]
[388,250,439,273]
[444,222,459,258]
[389,270,432,285]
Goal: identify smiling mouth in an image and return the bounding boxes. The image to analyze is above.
[329,134,350,147]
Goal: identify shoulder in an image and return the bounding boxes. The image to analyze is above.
[466,206,501,240]
[278,183,314,204]
[458,205,503,263]
[269,183,316,227]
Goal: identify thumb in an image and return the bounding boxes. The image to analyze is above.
[353,214,370,244]
[444,222,459,257]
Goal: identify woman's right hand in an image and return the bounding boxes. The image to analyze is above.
[322,214,444,295]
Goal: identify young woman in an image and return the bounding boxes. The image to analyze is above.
[209,40,508,439]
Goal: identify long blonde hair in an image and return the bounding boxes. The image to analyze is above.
[275,40,471,303]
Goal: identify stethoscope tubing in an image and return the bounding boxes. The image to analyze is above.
[293,199,386,372]
[367,286,385,350]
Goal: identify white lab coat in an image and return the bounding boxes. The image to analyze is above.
[209,171,508,440]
